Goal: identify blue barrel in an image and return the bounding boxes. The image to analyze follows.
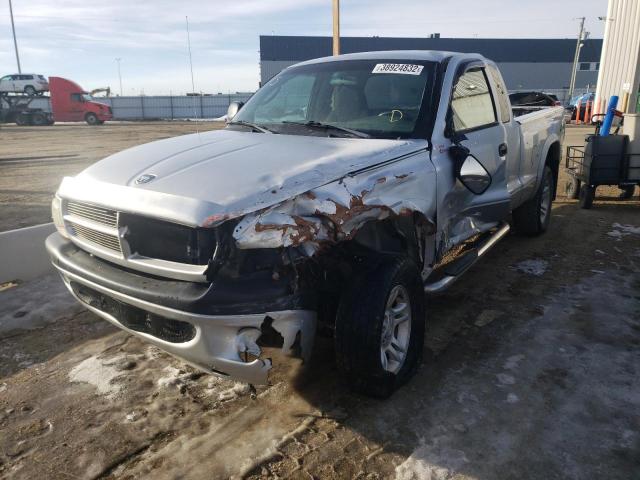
[599,96,619,136]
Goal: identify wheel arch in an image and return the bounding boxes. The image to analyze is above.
[537,137,561,200]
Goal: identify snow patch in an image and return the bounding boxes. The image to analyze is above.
[503,355,525,371]
[395,437,469,480]
[156,366,187,388]
[507,393,519,404]
[608,223,640,240]
[513,259,548,276]
[68,355,125,398]
[496,373,516,385]
[218,382,251,402]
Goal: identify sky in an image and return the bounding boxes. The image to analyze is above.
[1,0,608,95]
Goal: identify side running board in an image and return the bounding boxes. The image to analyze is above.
[423,223,511,294]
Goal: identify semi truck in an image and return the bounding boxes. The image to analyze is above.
[0,77,112,126]
[46,51,564,397]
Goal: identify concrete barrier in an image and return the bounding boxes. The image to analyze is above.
[0,223,56,283]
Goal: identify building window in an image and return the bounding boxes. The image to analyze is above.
[595,62,600,70]
[579,62,591,71]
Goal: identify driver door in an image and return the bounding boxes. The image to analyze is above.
[440,65,511,248]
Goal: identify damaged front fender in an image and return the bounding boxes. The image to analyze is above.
[232,150,437,256]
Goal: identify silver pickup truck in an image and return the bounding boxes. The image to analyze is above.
[47,51,564,397]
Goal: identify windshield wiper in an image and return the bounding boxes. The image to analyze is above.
[282,120,370,139]
[228,120,276,134]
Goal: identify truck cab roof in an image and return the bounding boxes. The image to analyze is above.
[293,50,484,68]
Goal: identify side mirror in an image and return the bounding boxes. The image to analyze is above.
[226,101,244,122]
[458,155,492,195]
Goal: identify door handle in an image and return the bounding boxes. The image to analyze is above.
[498,143,508,156]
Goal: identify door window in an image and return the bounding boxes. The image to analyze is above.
[71,93,83,102]
[486,65,510,122]
[451,68,497,132]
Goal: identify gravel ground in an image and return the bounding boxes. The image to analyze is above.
[0,124,639,479]
[0,121,223,231]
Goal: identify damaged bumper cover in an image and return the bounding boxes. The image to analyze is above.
[46,233,316,385]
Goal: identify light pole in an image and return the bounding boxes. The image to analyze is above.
[332,0,340,56]
[8,0,21,73]
[115,58,123,96]
[568,17,586,102]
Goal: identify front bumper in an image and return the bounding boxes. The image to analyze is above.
[46,233,316,384]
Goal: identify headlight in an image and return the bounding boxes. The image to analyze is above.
[51,195,70,239]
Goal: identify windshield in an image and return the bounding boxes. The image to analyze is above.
[233,59,435,139]
[82,93,93,101]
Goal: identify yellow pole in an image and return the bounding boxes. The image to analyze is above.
[333,0,340,56]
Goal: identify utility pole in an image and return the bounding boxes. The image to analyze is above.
[8,0,21,73]
[186,16,196,94]
[332,0,340,56]
[568,17,585,102]
[115,58,123,96]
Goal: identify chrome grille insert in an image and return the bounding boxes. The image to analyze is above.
[69,221,122,253]
[67,201,118,228]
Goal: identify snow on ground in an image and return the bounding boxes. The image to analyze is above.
[607,223,640,239]
[513,259,549,276]
[68,354,126,398]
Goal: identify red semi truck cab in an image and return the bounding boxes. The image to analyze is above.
[49,77,113,125]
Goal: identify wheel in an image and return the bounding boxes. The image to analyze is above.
[579,184,595,209]
[31,112,48,126]
[85,113,98,125]
[565,177,581,199]
[512,165,554,236]
[24,85,36,96]
[619,185,635,200]
[15,113,31,126]
[335,257,425,398]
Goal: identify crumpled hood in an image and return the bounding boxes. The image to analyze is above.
[77,129,426,217]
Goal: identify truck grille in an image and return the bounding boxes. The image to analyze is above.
[67,201,118,228]
[68,221,123,254]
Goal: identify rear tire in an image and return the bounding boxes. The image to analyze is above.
[31,112,47,126]
[15,113,31,126]
[619,185,635,200]
[85,113,98,125]
[566,177,581,199]
[512,165,553,236]
[579,185,595,209]
[24,85,36,96]
[335,257,425,398]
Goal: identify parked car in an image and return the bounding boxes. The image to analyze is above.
[509,91,561,107]
[568,92,595,121]
[47,51,564,397]
[0,73,49,95]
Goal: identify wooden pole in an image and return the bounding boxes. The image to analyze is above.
[332,0,340,56]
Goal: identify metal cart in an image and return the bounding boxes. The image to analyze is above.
[565,115,640,209]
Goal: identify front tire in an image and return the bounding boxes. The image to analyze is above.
[512,165,554,236]
[24,85,36,96]
[335,257,425,398]
[85,113,98,125]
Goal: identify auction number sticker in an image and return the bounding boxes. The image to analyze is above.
[372,63,424,75]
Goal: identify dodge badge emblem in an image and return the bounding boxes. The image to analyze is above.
[135,173,156,184]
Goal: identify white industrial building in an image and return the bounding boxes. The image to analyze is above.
[595,0,640,115]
